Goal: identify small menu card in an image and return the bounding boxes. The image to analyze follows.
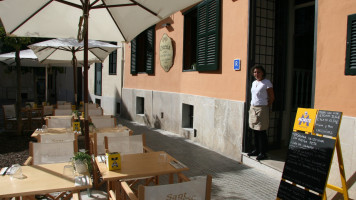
[106,152,121,171]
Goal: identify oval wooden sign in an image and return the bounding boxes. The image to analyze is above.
[159,33,173,72]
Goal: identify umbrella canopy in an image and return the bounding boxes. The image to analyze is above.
[0,49,45,67]
[28,38,120,65]
[28,38,120,106]
[0,0,203,151]
[0,0,202,42]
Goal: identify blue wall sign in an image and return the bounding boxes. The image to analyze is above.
[234,59,241,71]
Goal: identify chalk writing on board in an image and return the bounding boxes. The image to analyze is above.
[314,110,342,137]
[282,132,335,194]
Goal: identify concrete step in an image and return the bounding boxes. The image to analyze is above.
[242,153,283,180]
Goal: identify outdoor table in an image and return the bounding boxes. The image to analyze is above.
[18,107,43,131]
[31,126,132,142]
[90,126,133,137]
[0,162,92,198]
[95,151,189,199]
[31,128,68,141]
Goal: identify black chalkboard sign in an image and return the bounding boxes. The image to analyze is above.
[281,132,335,194]
[277,180,321,200]
[314,110,342,137]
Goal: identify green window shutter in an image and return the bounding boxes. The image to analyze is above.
[145,26,155,74]
[196,0,221,71]
[131,38,137,75]
[346,13,356,75]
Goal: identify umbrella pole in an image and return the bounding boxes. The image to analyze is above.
[72,51,78,109]
[45,65,48,103]
[84,0,90,152]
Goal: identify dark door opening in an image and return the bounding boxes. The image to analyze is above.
[244,0,315,165]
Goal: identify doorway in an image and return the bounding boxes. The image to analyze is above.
[244,0,315,164]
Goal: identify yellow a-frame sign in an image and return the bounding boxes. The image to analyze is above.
[277,108,349,200]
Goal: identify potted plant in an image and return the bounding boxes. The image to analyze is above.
[72,110,80,119]
[89,122,96,132]
[72,152,93,174]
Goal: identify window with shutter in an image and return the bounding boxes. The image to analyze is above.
[109,49,117,75]
[145,27,155,74]
[94,63,102,96]
[130,26,155,75]
[131,38,138,75]
[196,0,221,71]
[183,7,198,71]
[346,13,356,75]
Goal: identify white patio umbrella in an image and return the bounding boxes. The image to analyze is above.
[28,38,120,106]
[0,49,73,103]
[0,0,203,151]
[0,49,51,102]
[0,49,44,67]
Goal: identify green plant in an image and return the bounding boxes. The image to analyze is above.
[72,110,80,118]
[72,151,93,174]
[89,122,96,128]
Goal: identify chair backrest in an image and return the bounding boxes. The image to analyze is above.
[105,134,145,155]
[54,109,72,116]
[57,104,72,109]
[88,107,103,116]
[46,116,73,128]
[3,104,16,118]
[90,115,116,129]
[29,140,77,165]
[93,131,130,156]
[25,102,36,109]
[88,103,98,109]
[139,175,212,200]
[43,105,54,116]
[57,101,68,105]
[40,133,78,152]
[40,132,76,143]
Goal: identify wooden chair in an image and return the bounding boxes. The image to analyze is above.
[90,131,133,189]
[54,108,73,116]
[57,104,72,109]
[29,108,44,131]
[91,130,131,156]
[101,134,155,192]
[42,105,54,116]
[24,140,78,165]
[88,107,103,116]
[23,140,78,199]
[90,115,116,129]
[2,104,29,131]
[46,116,73,128]
[38,132,79,152]
[118,174,212,200]
[56,101,68,105]
[92,134,152,190]
[104,134,153,155]
[25,101,36,108]
[88,103,98,109]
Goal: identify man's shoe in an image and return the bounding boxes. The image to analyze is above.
[256,153,267,161]
[247,150,259,157]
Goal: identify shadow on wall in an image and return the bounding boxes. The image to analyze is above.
[153,115,161,129]
[120,97,132,121]
[143,113,151,127]
[331,171,356,200]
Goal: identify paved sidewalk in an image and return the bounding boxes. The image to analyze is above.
[118,118,281,200]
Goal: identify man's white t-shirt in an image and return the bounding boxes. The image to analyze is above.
[250,79,273,106]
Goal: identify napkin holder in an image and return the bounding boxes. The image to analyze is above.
[106,152,121,171]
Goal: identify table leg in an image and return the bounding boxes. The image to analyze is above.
[155,175,159,185]
[169,173,174,184]
[114,180,121,200]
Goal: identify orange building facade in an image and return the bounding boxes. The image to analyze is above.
[122,0,356,198]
